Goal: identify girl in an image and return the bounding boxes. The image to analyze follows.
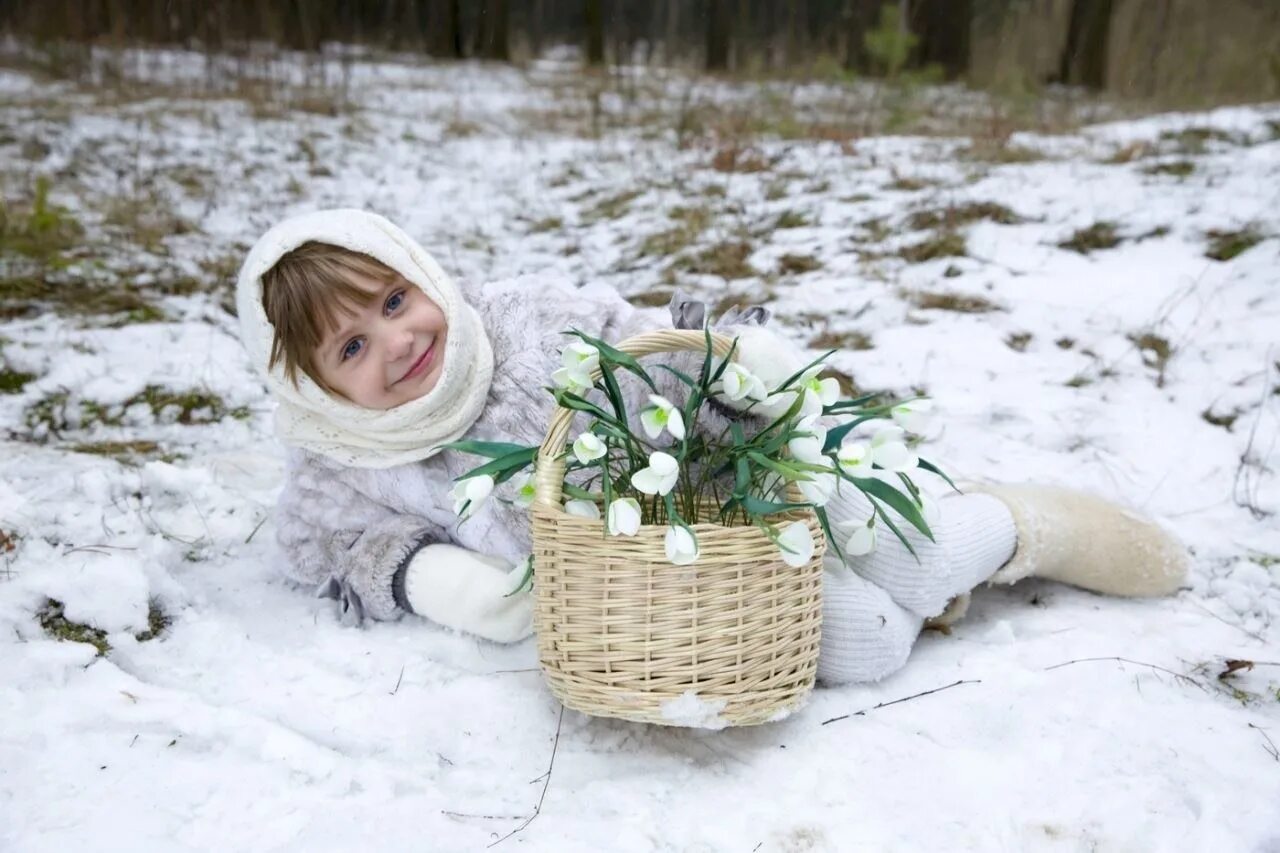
[236,209,1188,685]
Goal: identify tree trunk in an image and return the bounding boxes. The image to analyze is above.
[426,0,462,58]
[705,0,731,70]
[912,0,971,78]
[1059,0,1113,88]
[585,0,605,65]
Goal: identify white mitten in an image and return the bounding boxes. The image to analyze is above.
[716,325,808,418]
[402,545,533,643]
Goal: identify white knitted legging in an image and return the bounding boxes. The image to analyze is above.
[816,489,1017,685]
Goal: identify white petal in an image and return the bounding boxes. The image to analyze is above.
[649,451,679,476]
[667,409,686,440]
[640,407,665,440]
[789,434,825,464]
[572,432,606,464]
[649,394,675,412]
[776,521,815,568]
[797,472,836,506]
[466,474,495,502]
[818,377,840,406]
[871,425,906,447]
[844,524,877,556]
[563,341,599,370]
[607,498,642,536]
[664,526,699,565]
[658,470,680,495]
[631,466,663,495]
[746,375,769,402]
[721,366,746,400]
[871,441,918,472]
[799,388,824,417]
[564,499,601,519]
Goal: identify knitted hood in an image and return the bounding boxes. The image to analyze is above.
[235,209,494,468]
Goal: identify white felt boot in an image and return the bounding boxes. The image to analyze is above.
[969,483,1189,597]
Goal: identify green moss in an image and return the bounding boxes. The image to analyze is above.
[0,176,84,264]
[1005,332,1033,352]
[638,207,711,258]
[26,385,247,436]
[1158,126,1237,155]
[906,202,1022,231]
[1058,222,1121,255]
[38,598,170,656]
[774,210,810,229]
[778,253,822,275]
[0,366,35,394]
[1142,160,1196,178]
[898,232,967,264]
[528,216,563,234]
[1205,226,1263,262]
[1201,408,1239,431]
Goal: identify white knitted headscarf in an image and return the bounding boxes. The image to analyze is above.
[236,209,493,469]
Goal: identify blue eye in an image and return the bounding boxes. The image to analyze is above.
[384,290,405,315]
[341,339,363,361]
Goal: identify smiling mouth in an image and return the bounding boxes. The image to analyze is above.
[396,339,436,385]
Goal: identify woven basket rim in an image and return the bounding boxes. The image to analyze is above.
[530,502,817,534]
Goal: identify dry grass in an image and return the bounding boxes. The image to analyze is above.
[906,202,1023,231]
[901,288,1002,313]
[1058,222,1121,254]
[1205,226,1263,262]
[777,253,822,275]
[898,231,967,264]
[809,329,873,351]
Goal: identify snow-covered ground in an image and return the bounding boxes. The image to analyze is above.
[1,50,1278,851]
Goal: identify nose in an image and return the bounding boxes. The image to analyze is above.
[386,327,414,362]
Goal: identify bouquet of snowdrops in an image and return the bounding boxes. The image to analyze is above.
[445,327,947,584]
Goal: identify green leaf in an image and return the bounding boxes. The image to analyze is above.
[918,457,959,492]
[653,363,698,389]
[740,493,811,516]
[564,328,657,392]
[870,499,919,560]
[454,447,536,482]
[503,556,534,598]
[823,394,885,414]
[562,483,598,501]
[850,476,934,541]
[598,362,629,424]
[814,505,846,566]
[775,349,836,393]
[747,451,811,481]
[553,389,628,432]
[708,334,739,385]
[822,413,887,452]
[442,439,534,459]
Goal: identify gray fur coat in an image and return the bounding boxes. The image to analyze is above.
[274,275,761,621]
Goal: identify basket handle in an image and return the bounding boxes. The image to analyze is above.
[533,329,737,509]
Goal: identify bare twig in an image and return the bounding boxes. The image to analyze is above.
[442,811,524,821]
[389,665,405,696]
[244,514,268,544]
[488,705,565,847]
[1044,656,1205,692]
[820,679,980,726]
[1232,349,1276,520]
[1249,723,1279,762]
[1185,598,1267,643]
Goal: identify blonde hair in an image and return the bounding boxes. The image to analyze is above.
[260,241,398,391]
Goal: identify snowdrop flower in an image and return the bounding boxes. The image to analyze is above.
[891,398,934,434]
[451,474,494,519]
[776,520,815,568]
[870,425,918,472]
[844,520,877,556]
[788,414,828,464]
[631,450,680,496]
[640,395,686,441]
[564,499,601,520]
[572,431,606,464]
[551,366,592,395]
[510,471,537,509]
[836,439,874,478]
[550,342,600,394]
[717,362,768,402]
[664,525,699,565]
[796,365,840,417]
[606,497,642,536]
[796,470,838,507]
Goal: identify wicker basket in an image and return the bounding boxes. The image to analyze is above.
[530,330,825,727]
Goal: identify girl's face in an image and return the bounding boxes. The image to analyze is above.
[311,271,448,410]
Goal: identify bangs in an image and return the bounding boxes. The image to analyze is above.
[260,242,400,388]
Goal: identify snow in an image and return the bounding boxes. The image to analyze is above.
[2,49,1279,851]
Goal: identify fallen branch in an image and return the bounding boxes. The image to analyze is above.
[488,704,565,847]
[1249,723,1279,762]
[1044,656,1205,692]
[820,679,980,726]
